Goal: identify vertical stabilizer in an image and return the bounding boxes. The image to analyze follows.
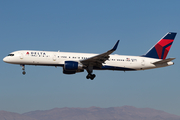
[143,32,177,59]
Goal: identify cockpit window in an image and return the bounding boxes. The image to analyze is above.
[8,54,14,56]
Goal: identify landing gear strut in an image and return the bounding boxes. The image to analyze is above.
[21,64,26,75]
[86,65,96,80]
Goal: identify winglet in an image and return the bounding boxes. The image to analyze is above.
[111,40,120,51]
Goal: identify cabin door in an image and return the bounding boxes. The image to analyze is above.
[141,59,145,66]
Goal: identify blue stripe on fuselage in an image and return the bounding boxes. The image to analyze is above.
[28,64,136,71]
[94,65,136,71]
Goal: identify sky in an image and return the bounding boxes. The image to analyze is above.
[0,0,180,116]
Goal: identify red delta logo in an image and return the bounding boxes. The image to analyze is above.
[155,39,174,59]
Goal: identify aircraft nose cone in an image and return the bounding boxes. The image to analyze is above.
[3,57,8,63]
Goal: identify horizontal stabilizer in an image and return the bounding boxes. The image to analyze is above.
[152,58,175,64]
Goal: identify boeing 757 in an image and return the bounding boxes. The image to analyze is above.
[3,32,177,80]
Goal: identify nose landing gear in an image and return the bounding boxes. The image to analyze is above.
[21,64,26,75]
[22,71,26,75]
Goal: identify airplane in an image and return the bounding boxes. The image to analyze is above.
[3,32,177,80]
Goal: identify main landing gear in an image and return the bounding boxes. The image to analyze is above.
[86,65,96,80]
[21,64,26,75]
[86,74,96,80]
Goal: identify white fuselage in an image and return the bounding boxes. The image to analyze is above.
[3,50,174,71]
[3,32,176,80]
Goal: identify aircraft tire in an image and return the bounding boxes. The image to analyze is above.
[90,74,96,80]
[86,74,96,80]
[22,71,26,75]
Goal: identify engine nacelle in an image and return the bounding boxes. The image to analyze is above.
[64,61,79,70]
[63,61,84,74]
[63,69,76,74]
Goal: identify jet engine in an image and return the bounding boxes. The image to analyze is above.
[63,61,84,74]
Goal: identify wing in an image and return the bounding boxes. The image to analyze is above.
[80,40,120,68]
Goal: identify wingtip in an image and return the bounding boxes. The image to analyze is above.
[111,40,120,51]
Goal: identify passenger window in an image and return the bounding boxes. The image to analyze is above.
[8,54,14,56]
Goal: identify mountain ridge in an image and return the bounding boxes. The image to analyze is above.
[0,106,180,120]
